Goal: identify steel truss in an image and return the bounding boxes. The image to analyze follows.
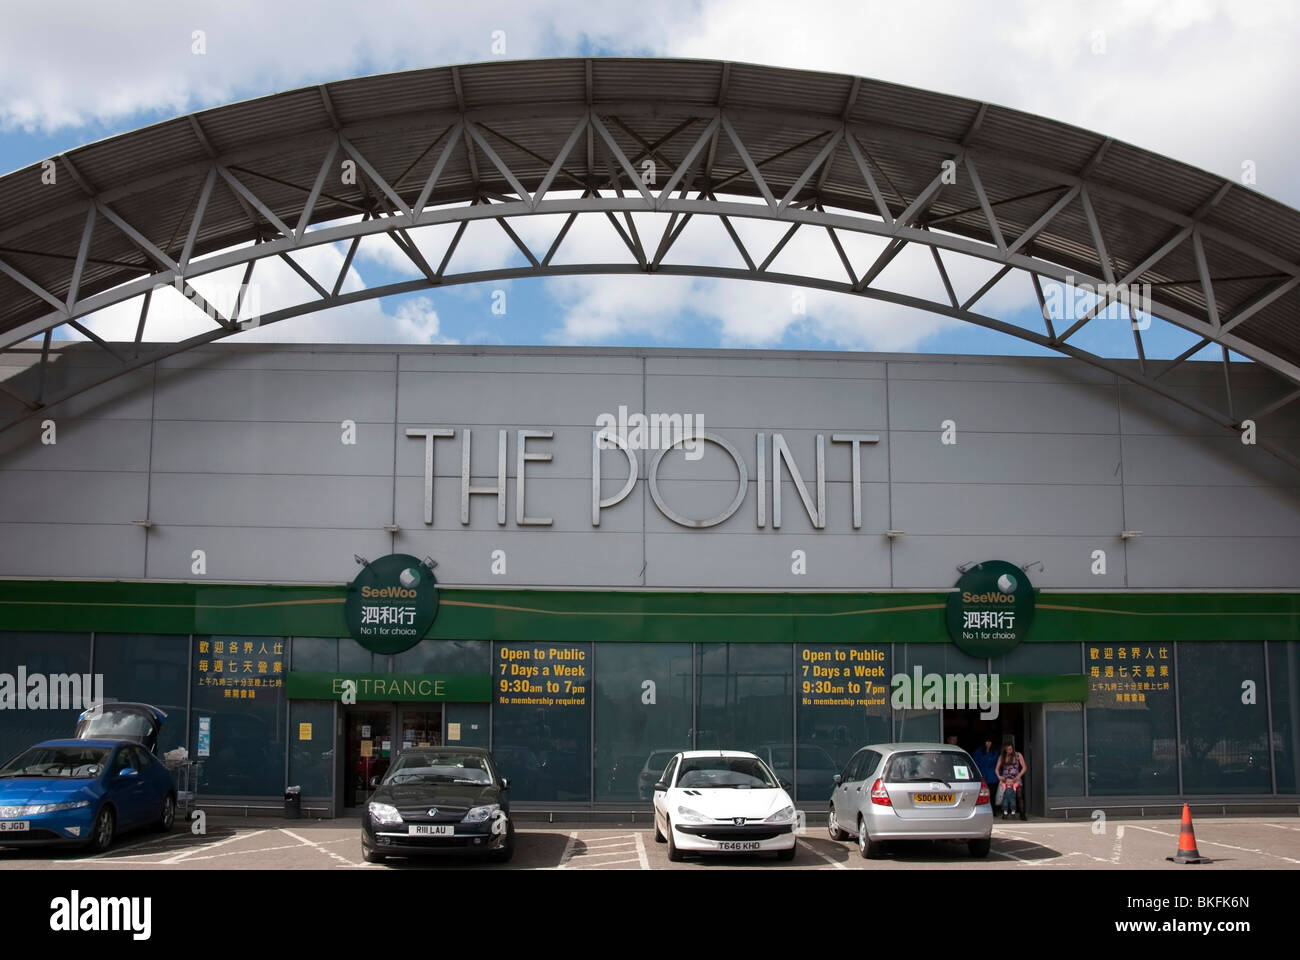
[1,97,1298,471]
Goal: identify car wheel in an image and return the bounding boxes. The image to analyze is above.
[489,823,516,863]
[88,805,115,853]
[827,805,850,841]
[362,844,386,864]
[776,842,797,861]
[969,837,991,858]
[857,816,883,860]
[666,818,683,862]
[653,811,666,843]
[155,793,176,832]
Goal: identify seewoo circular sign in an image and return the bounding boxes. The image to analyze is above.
[344,554,438,654]
[945,560,1035,657]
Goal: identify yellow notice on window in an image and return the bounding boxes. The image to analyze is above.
[448,722,462,741]
[360,740,373,758]
[298,723,312,741]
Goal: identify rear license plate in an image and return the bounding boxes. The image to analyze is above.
[914,793,955,803]
[0,821,30,832]
[719,841,761,851]
[409,824,454,836]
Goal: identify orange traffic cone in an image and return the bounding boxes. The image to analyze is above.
[1166,803,1211,864]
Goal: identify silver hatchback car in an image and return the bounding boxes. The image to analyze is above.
[827,742,993,859]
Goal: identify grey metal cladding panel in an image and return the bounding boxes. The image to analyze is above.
[0,471,147,524]
[393,476,642,533]
[890,537,1127,589]
[0,418,151,471]
[159,348,397,373]
[891,432,1122,484]
[887,379,1119,433]
[892,484,1123,536]
[144,527,393,582]
[1120,434,1300,487]
[0,524,145,579]
[38,367,155,420]
[887,359,1115,385]
[643,355,885,379]
[149,474,394,528]
[1120,383,1300,437]
[396,426,587,480]
[1126,539,1300,588]
[652,428,889,483]
[399,353,643,375]
[645,375,888,430]
[150,420,394,475]
[644,533,891,588]
[151,368,395,421]
[397,371,642,425]
[644,480,890,536]
[391,529,645,587]
[1124,485,1300,537]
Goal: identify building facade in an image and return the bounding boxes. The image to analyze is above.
[0,342,1297,816]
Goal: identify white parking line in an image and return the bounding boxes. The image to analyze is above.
[555,831,579,869]
[797,838,847,869]
[1126,824,1300,864]
[279,827,362,867]
[158,828,269,864]
[635,831,650,869]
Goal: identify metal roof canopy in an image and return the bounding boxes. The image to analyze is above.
[0,57,1297,468]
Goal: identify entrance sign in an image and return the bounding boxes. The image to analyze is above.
[946,560,1036,657]
[344,554,438,655]
[286,671,490,703]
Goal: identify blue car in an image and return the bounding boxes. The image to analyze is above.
[0,703,176,852]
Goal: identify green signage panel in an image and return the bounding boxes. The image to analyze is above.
[344,554,439,654]
[285,671,490,703]
[997,674,1087,703]
[946,560,1036,657]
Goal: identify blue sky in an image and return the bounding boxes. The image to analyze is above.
[2,0,1294,363]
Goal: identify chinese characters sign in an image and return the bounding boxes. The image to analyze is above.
[344,554,439,655]
[945,560,1036,657]
[195,636,285,700]
[1088,645,1171,705]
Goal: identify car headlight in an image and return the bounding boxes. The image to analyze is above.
[462,804,500,823]
[367,802,402,825]
[676,805,708,823]
[765,805,796,823]
[30,800,92,814]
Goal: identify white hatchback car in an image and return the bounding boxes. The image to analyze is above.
[652,750,798,861]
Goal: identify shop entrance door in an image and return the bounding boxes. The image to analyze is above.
[344,708,393,808]
[943,704,1029,816]
[397,707,443,751]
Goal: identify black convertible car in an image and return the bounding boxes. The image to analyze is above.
[361,746,514,863]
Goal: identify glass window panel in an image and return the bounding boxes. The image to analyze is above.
[190,636,287,797]
[393,639,490,675]
[446,703,489,749]
[0,632,91,763]
[696,643,792,781]
[1178,642,1271,794]
[593,643,692,802]
[492,641,591,801]
[288,701,334,799]
[94,634,189,755]
[1270,642,1299,794]
[993,642,1083,675]
[339,640,383,673]
[291,637,337,672]
[795,643,890,802]
[1085,640,1177,795]
[1045,703,1084,796]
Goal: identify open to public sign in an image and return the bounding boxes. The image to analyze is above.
[945,560,1036,658]
[344,554,439,655]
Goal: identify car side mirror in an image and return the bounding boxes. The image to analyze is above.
[119,768,138,778]
[653,781,667,792]
[832,774,842,786]
[499,777,510,791]
[780,780,792,791]
[368,776,379,788]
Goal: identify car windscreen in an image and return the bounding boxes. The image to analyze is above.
[77,711,155,741]
[676,757,778,789]
[382,753,494,785]
[883,750,981,783]
[0,745,111,779]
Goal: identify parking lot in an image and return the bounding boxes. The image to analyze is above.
[2,815,1298,870]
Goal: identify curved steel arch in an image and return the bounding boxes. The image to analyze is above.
[0,58,1298,468]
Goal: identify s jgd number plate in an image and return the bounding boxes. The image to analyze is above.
[0,821,30,832]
